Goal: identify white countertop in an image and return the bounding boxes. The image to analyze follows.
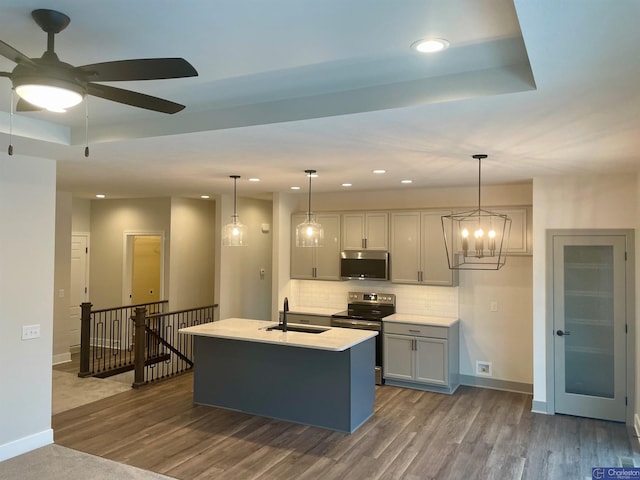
[285,306,342,316]
[383,314,459,327]
[179,318,376,352]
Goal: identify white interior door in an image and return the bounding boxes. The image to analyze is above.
[552,234,627,422]
[70,234,89,347]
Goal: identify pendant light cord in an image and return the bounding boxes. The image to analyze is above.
[305,169,316,222]
[478,156,481,212]
[230,175,240,222]
[8,90,14,155]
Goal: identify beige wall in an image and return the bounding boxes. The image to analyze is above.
[218,196,273,320]
[0,154,56,460]
[89,198,171,309]
[71,198,90,233]
[169,198,216,310]
[53,191,72,363]
[532,173,638,423]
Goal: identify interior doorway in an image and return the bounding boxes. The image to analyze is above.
[547,229,634,423]
[69,233,89,348]
[123,232,164,305]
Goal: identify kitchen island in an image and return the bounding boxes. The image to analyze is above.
[179,318,377,433]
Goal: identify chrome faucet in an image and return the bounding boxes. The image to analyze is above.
[281,297,289,332]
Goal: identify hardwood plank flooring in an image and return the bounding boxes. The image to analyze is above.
[52,373,639,480]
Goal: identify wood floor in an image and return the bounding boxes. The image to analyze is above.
[52,373,639,480]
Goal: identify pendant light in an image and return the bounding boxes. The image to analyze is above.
[441,154,511,270]
[295,169,323,247]
[222,175,247,247]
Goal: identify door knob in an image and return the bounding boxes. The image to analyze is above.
[556,330,571,336]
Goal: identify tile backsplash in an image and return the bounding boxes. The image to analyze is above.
[290,280,458,318]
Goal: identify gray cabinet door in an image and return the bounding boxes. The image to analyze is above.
[390,212,421,283]
[415,337,447,385]
[552,233,627,422]
[383,333,414,380]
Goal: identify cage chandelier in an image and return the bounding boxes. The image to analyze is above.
[441,154,511,270]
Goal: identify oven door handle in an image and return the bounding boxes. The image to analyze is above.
[331,318,381,330]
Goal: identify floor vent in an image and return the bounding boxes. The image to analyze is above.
[619,456,636,467]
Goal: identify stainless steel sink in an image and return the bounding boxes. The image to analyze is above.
[265,324,328,334]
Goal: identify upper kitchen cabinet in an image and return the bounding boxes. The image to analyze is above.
[390,210,458,286]
[494,206,531,254]
[342,212,389,250]
[291,213,341,280]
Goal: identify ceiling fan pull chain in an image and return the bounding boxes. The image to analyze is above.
[84,97,90,157]
[8,89,14,155]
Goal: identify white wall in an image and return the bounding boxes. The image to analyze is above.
[53,191,72,363]
[276,183,533,386]
[89,198,171,308]
[169,198,216,310]
[532,173,638,418]
[0,154,56,461]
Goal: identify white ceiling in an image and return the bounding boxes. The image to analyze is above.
[0,0,639,199]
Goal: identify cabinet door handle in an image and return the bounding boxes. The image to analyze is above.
[362,238,366,249]
[409,329,421,334]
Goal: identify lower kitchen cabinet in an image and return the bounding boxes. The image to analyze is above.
[383,318,459,394]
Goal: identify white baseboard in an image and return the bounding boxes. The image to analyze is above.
[52,352,71,365]
[0,429,53,462]
[531,400,550,415]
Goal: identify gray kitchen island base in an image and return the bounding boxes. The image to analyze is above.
[192,335,375,433]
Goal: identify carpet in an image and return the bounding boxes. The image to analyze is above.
[0,444,176,480]
[52,370,132,414]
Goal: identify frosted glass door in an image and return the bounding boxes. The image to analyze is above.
[553,235,627,422]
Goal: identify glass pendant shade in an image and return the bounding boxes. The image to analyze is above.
[222,175,247,247]
[296,169,323,247]
[441,155,512,270]
[296,214,324,247]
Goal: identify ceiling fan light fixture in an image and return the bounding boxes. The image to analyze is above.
[15,83,84,112]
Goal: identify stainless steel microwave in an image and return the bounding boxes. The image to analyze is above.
[340,250,389,280]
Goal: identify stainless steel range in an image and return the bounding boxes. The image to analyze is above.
[331,291,396,385]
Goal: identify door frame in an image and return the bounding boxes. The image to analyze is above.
[122,231,166,306]
[545,228,635,425]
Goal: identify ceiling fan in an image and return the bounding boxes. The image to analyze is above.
[0,8,198,114]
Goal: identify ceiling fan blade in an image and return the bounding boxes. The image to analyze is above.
[16,98,43,112]
[78,58,198,82]
[0,40,36,66]
[87,82,185,114]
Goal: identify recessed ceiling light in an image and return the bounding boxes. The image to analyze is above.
[372,169,386,174]
[248,178,260,182]
[290,186,301,190]
[200,195,210,199]
[342,183,352,187]
[401,180,413,184]
[95,194,105,198]
[411,38,449,53]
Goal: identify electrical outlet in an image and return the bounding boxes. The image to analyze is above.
[476,360,492,377]
[490,301,498,312]
[22,324,41,340]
